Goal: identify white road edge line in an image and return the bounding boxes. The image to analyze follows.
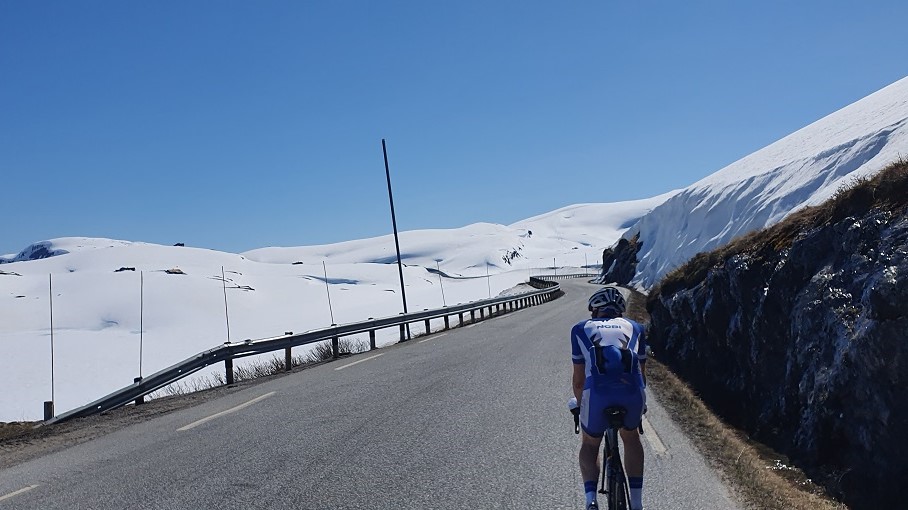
[641,415,667,455]
[335,353,385,370]
[178,392,276,431]
[0,485,39,502]
[418,332,448,344]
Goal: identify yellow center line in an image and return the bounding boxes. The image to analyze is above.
[0,485,39,502]
[334,353,385,370]
[178,392,276,431]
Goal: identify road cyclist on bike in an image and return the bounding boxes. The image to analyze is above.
[569,286,648,510]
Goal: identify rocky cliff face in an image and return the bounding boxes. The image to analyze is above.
[646,164,908,509]
[599,233,641,285]
[0,241,69,264]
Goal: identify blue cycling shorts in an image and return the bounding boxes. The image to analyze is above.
[580,379,646,437]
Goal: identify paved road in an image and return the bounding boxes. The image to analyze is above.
[0,280,742,509]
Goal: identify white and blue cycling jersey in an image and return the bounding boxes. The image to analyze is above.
[571,317,648,435]
[571,317,647,385]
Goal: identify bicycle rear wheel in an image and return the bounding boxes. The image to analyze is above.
[611,472,628,510]
[603,428,630,510]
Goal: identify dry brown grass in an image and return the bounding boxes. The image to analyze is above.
[0,422,37,442]
[626,288,845,510]
[653,159,908,299]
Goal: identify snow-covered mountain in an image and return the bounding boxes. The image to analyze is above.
[0,196,667,421]
[5,74,908,422]
[628,76,908,289]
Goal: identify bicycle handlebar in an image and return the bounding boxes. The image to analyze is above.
[568,397,580,434]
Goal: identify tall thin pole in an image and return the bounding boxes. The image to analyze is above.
[323,261,335,324]
[49,274,55,404]
[436,261,446,306]
[139,271,144,378]
[222,266,231,343]
[486,264,491,298]
[382,139,410,339]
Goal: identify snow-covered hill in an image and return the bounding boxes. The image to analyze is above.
[6,74,908,422]
[0,196,666,421]
[628,76,908,288]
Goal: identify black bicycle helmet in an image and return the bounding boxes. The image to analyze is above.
[588,286,626,314]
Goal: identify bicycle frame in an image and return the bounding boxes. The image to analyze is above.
[600,407,631,510]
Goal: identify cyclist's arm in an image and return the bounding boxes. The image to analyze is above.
[635,321,649,387]
[571,324,586,403]
[572,362,585,404]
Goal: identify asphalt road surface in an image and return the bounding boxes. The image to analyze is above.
[0,279,742,509]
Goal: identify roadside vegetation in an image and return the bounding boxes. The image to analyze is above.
[0,337,370,446]
[151,337,370,397]
[626,288,845,510]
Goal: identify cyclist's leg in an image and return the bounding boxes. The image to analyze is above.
[619,428,644,477]
[618,386,646,510]
[579,430,603,505]
[579,387,606,507]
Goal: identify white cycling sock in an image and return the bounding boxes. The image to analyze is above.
[583,479,598,505]
[629,476,643,509]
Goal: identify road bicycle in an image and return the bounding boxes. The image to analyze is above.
[599,407,632,510]
[571,402,632,510]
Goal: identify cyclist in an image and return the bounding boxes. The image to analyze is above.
[570,286,647,510]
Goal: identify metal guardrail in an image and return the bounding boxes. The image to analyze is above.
[541,273,598,280]
[45,275,574,425]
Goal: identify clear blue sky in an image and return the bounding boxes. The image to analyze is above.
[2,1,907,256]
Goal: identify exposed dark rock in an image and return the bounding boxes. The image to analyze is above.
[647,201,908,508]
[164,268,186,275]
[502,248,522,265]
[599,233,642,285]
[0,241,69,264]
[174,243,184,247]
[114,267,136,272]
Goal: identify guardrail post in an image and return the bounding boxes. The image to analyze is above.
[444,316,450,330]
[332,336,339,359]
[424,318,431,334]
[480,308,485,320]
[44,401,54,421]
[458,312,463,325]
[399,324,406,342]
[285,347,292,371]
[369,330,376,350]
[134,377,144,405]
[225,357,235,385]
[470,310,475,322]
